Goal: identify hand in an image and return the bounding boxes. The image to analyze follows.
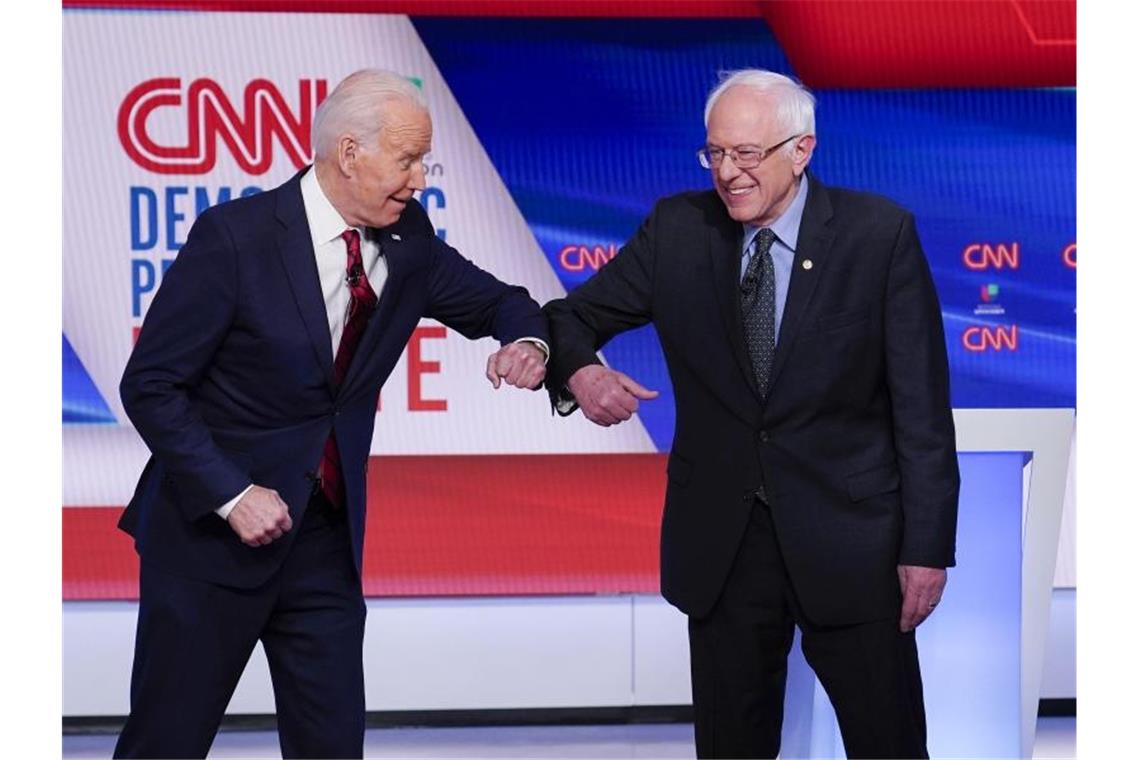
[486,342,547,390]
[897,564,947,632]
[227,485,293,547]
[567,365,659,427]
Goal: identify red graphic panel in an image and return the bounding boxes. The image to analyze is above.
[63,454,668,600]
[65,0,1075,87]
[761,0,1074,87]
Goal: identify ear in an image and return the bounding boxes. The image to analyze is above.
[336,134,359,176]
[791,134,817,177]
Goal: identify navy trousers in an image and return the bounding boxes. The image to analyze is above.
[114,498,366,759]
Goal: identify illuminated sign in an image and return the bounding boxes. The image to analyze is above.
[1062,243,1076,269]
[118,77,328,174]
[559,244,619,272]
[962,325,1019,352]
[963,243,1020,271]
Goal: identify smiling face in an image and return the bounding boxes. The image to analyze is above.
[706,85,815,228]
[336,97,432,229]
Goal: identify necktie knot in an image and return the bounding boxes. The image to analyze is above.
[742,228,776,296]
[341,228,361,252]
[752,227,776,255]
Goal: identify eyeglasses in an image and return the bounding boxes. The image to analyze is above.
[697,134,800,170]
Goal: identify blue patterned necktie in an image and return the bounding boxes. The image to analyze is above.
[741,228,777,399]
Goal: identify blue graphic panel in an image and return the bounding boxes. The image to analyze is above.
[63,333,116,424]
[811,90,1075,409]
[920,451,1023,757]
[415,18,1075,450]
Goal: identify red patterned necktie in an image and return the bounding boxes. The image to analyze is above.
[318,229,378,508]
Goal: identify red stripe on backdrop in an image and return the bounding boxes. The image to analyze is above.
[63,454,667,601]
[61,0,762,17]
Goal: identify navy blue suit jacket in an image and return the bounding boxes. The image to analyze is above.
[545,175,959,625]
[119,169,548,589]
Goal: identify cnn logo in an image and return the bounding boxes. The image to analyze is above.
[961,325,1018,352]
[962,243,1019,270]
[117,77,328,175]
[559,244,618,272]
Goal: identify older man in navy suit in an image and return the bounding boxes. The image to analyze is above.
[114,69,548,759]
[544,70,959,759]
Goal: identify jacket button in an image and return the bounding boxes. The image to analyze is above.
[758,430,770,444]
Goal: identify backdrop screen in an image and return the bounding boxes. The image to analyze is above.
[62,2,1075,599]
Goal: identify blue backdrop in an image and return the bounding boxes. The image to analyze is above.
[414,17,1075,450]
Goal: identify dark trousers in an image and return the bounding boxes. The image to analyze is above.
[688,499,927,759]
[114,496,366,759]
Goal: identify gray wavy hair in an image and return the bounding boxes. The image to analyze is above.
[703,69,816,152]
[312,69,427,160]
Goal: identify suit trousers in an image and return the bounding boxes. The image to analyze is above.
[687,498,928,759]
[114,493,366,759]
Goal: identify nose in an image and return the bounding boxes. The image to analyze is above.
[409,162,428,191]
[716,154,741,184]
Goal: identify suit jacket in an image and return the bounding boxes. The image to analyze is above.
[544,174,959,626]
[119,169,548,589]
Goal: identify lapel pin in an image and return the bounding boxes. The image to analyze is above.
[802,259,813,270]
[391,233,401,241]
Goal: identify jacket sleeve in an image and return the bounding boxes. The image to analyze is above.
[883,212,960,568]
[542,203,660,404]
[421,214,549,347]
[119,208,251,522]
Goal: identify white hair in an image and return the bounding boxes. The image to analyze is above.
[312,69,428,161]
[703,69,816,150]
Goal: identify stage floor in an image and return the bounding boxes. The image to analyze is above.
[63,716,1075,758]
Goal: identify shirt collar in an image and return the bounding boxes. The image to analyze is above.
[743,174,809,253]
[300,165,360,247]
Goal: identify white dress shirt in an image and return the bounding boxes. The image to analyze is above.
[301,166,388,353]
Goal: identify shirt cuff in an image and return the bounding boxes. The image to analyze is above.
[216,484,254,521]
[554,385,578,415]
[514,337,550,364]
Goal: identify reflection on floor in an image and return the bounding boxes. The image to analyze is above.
[63,716,1076,758]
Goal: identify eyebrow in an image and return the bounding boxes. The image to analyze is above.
[706,143,764,149]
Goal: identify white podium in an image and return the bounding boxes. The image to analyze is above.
[780,409,1074,759]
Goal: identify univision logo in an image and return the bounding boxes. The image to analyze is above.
[974,284,1005,316]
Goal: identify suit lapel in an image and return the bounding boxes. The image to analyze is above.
[769,174,835,391]
[707,210,765,406]
[274,170,337,394]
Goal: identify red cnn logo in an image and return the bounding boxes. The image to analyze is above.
[962,325,1019,352]
[963,243,1020,270]
[117,78,328,175]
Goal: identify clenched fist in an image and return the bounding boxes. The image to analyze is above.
[227,485,293,547]
[486,342,547,390]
